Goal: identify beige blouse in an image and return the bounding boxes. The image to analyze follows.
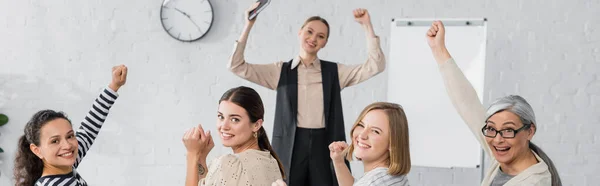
[228,36,386,129]
[438,58,551,186]
[199,149,283,186]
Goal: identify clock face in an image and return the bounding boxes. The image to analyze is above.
[160,0,214,42]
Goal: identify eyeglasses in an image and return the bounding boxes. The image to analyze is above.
[481,124,531,138]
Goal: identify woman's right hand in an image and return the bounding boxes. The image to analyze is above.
[244,2,260,25]
[329,141,349,163]
[426,21,446,50]
[183,124,214,161]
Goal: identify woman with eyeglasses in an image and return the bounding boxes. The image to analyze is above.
[426,21,561,186]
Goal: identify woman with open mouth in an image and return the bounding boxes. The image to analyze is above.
[427,20,561,186]
[13,65,128,186]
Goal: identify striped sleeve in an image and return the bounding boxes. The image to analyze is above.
[74,87,119,168]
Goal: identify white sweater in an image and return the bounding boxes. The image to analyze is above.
[438,58,552,186]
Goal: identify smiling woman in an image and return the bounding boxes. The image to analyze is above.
[12,65,127,186]
[182,86,284,186]
[427,20,561,186]
[326,102,410,186]
[227,3,386,185]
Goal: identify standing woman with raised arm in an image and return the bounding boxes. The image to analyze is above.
[427,21,561,186]
[228,3,386,185]
[13,65,127,186]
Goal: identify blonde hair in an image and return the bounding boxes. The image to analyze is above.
[346,102,411,175]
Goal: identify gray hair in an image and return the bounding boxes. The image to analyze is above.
[485,95,562,186]
[485,95,536,126]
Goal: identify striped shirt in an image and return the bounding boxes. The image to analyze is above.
[354,167,409,186]
[35,88,119,186]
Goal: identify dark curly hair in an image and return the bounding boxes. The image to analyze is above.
[14,110,71,186]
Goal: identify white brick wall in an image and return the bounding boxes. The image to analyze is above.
[0,0,598,185]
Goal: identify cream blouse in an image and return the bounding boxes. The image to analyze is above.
[199,149,283,186]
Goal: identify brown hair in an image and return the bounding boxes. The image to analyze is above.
[14,110,72,186]
[346,102,411,176]
[219,86,285,178]
[301,16,330,40]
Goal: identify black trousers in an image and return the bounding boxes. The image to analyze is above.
[288,127,334,186]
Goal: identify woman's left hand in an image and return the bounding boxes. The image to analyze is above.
[353,8,371,26]
[109,65,128,92]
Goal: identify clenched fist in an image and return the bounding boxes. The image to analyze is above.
[329,141,349,163]
[353,8,372,26]
[183,124,214,162]
[109,65,128,92]
[426,21,452,64]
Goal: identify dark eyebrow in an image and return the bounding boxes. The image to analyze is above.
[218,111,242,118]
[49,129,75,139]
[229,114,242,118]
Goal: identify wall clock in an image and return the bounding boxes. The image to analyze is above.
[160,0,214,42]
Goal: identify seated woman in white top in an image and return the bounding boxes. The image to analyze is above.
[272,102,411,186]
[183,86,285,186]
[426,21,561,186]
[330,102,410,186]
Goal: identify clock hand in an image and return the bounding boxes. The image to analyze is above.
[173,7,202,32]
[174,8,189,17]
[186,16,203,32]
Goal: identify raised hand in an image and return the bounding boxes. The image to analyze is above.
[426,21,452,63]
[353,8,376,38]
[329,141,349,163]
[245,2,260,25]
[109,65,128,92]
[353,8,372,26]
[426,21,446,49]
